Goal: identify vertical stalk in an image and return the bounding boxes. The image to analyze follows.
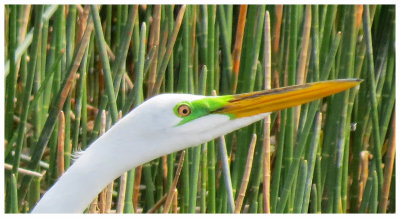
[234,134,257,213]
[63,6,77,168]
[217,5,233,93]
[283,5,298,211]
[5,5,17,140]
[206,5,216,95]
[147,5,161,95]
[262,10,272,213]
[13,5,44,176]
[91,5,118,123]
[231,5,247,93]
[270,110,286,212]
[10,174,18,213]
[302,112,322,212]
[378,114,395,212]
[57,111,65,177]
[362,4,383,198]
[293,160,307,213]
[72,46,89,152]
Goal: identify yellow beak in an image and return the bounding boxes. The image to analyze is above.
[214,79,361,118]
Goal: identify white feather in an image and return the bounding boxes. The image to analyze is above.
[32,94,266,213]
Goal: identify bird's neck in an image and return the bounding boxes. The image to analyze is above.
[32,117,173,213]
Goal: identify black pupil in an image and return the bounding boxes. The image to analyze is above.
[182,109,188,114]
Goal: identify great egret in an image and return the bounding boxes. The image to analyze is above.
[31,79,360,213]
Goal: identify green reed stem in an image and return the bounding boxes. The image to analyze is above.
[310,184,318,213]
[5,5,17,140]
[13,5,43,176]
[4,28,33,76]
[113,5,138,97]
[217,135,235,213]
[134,22,147,106]
[91,5,118,123]
[217,5,233,93]
[277,78,325,214]
[270,110,286,212]
[72,47,89,153]
[362,5,383,198]
[301,112,322,212]
[123,170,135,213]
[293,160,307,213]
[10,173,18,213]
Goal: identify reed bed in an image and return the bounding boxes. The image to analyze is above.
[4,5,395,213]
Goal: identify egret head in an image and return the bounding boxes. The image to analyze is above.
[129,79,361,150]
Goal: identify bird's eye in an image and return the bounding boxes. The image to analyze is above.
[177,104,191,117]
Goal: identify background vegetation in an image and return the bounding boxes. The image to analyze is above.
[4,5,395,213]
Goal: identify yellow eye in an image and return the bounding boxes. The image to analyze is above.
[177,104,191,117]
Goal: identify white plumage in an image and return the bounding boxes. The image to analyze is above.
[32,94,268,213]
